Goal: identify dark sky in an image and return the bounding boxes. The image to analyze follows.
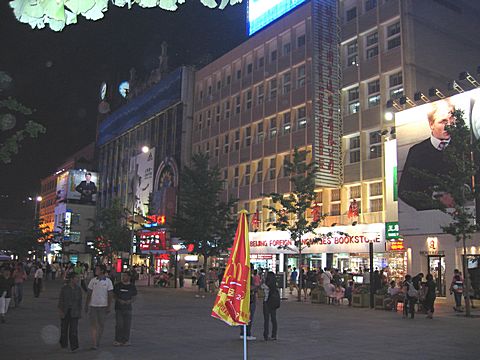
[0,1,247,219]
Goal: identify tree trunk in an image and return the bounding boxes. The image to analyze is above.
[297,248,303,302]
[462,237,472,317]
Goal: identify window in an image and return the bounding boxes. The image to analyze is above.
[271,49,277,62]
[369,130,382,159]
[389,71,403,99]
[365,32,378,59]
[215,137,219,157]
[235,95,241,114]
[197,113,203,130]
[367,79,380,108]
[244,126,251,147]
[282,72,291,95]
[346,7,357,21]
[223,134,229,154]
[350,185,361,199]
[224,100,230,119]
[258,56,264,68]
[205,141,210,156]
[245,90,252,110]
[370,182,383,196]
[269,118,277,138]
[269,158,276,180]
[226,74,231,85]
[256,122,264,143]
[207,85,212,96]
[331,188,341,201]
[297,106,307,129]
[247,63,253,74]
[297,34,306,48]
[206,109,211,127]
[348,87,360,114]
[365,0,377,12]
[234,130,240,151]
[283,42,291,56]
[282,156,290,177]
[236,69,242,80]
[387,22,401,50]
[347,135,360,164]
[233,166,239,188]
[346,40,358,67]
[244,165,251,186]
[369,182,383,212]
[282,112,291,135]
[296,64,306,88]
[256,160,263,183]
[330,203,341,216]
[370,198,383,212]
[216,80,221,91]
[256,84,264,105]
[215,105,221,123]
[269,78,277,100]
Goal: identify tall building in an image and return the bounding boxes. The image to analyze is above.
[192,0,480,290]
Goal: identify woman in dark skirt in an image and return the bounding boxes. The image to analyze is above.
[424,273,437,319]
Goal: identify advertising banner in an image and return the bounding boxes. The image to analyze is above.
[396,88,480,235]
[67,170,98,205]
[249,223,385,254]
[56,172,68,204]
[130,147,155,217]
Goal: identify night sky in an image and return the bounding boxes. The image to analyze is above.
[0,1,247,219]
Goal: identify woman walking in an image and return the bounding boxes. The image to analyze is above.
[424,273,437,319]
[262,271,280,341]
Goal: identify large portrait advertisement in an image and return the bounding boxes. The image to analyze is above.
[396,88,480,235]
[130,148,155,217]
[67,170,99,205]
[151,157,178,222]
[55,172,68,204]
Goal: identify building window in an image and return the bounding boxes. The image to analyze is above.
[269,78,277,100]
[346,7,357,21]
[256,122,264,143]
[216,80,221,91]
[348,87,360,114]
[330,203,341,216]
[269,118,277,139]
[258,56,264,68]
[271,49,277,62]
[369,130,382,159]
[369,182,383,212]
[236,69,242,80]
[346,40,358,67]
[226,74,231,85]
[347,135,361,164]
[206,109,211,127]
[296,64,306,88]
[365,32,378,59]
[297,106,307,129]
[370,198,383,212]
[297,34,306,48]
[283,42,291,56]
[234,130,240,151]
[247,63,253,74]
[365,0,377,12]
[282,112,291,135]
[367,79,380,108]
[350,185,361,199]
[208,85,212,96]
[224,134,229,154]
[215,137,219,157]
[282,72,291,95]
[387,22,401,50]
[256,160,263,183]
[370,181,383,196]
[282,156,290,177]
[389,71,403,99]
[245,90,252,110]
[235,95,241,114]
[215,105,221,123]
[269,158,276,180]
[256,84,264,105]
[244,165,251,186]
[233,166,239,188]
[205,141,210,157]
[331,188,341,202]
[224,100,230,119]
[244,126,251,147]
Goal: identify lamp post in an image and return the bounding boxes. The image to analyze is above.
[29,196,43,226]
[172,243,182,288]
[130,146,149,262]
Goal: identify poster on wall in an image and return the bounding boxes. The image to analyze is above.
[151,157,178,222]
[67,170,98,205]
[56,172,68,204]
[130,148,155,217]
[396,88,480,235]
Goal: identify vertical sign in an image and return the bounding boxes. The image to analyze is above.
[312,0,342,187]
[130,148,155,217]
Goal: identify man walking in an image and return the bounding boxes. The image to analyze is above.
[85,265,113,350]
[33,263,44,298]
[113,272,137,346]
[58,272,82,352]
[12,264,27,307]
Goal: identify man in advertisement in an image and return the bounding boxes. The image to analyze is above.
[75,172,97,204]
[398,99,456,210]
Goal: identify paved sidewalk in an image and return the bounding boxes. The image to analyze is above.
[0,279,478,360]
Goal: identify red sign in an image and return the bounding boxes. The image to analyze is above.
[139,231,167,251]
[390,241,405,251]
[146,215,166,225]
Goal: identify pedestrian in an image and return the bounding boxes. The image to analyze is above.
[58,272,83,352]
[85,264,113,350]
[179,267,185,288]
[450,271,464,312]
[402,274,417,319]
[195,269,206,298]
[51,262,58,280]
[113,272,137,346]
[240,271,257,341]
[289,267,298,295]
[0,267,14,323]
[12,264,27,307]
[262,271,279,341]
[33,263,44,297]
[424,273,437,319]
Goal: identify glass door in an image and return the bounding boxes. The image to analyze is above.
[428,255,446,297]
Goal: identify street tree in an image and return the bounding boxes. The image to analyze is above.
[264,148,325,302]
[171,152,237,271]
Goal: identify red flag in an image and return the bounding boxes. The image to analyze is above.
[348,199,359,218]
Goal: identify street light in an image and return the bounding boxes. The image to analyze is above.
[28,195,43,225]
[172,243,182,288]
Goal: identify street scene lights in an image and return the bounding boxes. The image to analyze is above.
[28,195,43,223]
[172,243,182,288]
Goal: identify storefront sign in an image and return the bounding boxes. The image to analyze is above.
[250,223,386,254]
[427,237,438,252]
[420,250,445,256]
[385,221,400,239]
[389,241,405,251]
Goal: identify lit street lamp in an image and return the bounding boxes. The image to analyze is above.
[172,243,182,288]
[28,195,43,226]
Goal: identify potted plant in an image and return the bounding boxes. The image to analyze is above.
[374,285,388,310]
[352,285,370,308]
[311,285,327,304]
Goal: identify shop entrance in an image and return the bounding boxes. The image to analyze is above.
[428,255,446,297]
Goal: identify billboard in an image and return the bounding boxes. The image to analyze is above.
[130,147,155,217]
[247,0,307,36]
[56,172,68,204]
[67,170,99,205]
[396,88,480,235]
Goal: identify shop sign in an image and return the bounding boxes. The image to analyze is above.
[420,250,445,256]
[389,241,405,251]
[251,254,274,260]
[250,223,386,255]
[427,237,438,252]
[386,222,400,239]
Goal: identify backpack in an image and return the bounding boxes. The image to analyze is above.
[267,288,281,309]
[407,282,418,298]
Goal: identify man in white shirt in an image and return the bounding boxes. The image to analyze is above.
[85,265,113,350]
[33,263,44,298]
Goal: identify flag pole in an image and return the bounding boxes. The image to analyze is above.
[243,324,247,360]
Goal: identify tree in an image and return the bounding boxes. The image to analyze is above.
[171,153,237,271]
[264,148,325,302]
[89,199,131,261]
[403,109,479,317]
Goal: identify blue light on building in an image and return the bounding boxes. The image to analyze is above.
[248,0,308,36]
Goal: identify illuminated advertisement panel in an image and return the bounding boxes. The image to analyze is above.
[396,88,480,235]
[130,147,155,217]
[247,0,307,36]
[67,170,99,205]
